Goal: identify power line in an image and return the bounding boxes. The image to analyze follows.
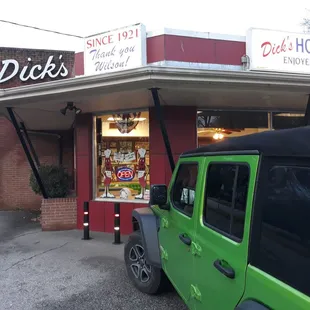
[0,19,84,39]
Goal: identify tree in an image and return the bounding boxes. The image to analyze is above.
[301,9,310,33]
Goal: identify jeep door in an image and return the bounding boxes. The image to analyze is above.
[192,155,259,310]
[157,158,204,305]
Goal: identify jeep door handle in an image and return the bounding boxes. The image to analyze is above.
[213,259,235,279]
[179,234,192,246]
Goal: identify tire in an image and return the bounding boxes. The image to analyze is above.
[124,231,169,295]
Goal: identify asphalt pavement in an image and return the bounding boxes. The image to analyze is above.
[0,211,188,310]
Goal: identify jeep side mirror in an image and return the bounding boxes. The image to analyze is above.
[150,184,170,210]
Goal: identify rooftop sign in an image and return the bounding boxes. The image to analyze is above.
[246,28,310,74]
[84,23,147,76]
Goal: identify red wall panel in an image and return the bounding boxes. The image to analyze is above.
[215,40,246,65]
[74,52,84,75]
[164,35,244,65]
[88,201,146,234]
[165,36,216,63]
[89,201,106,232]
[147,35,165,64]
[149,106,197,185]
[75,114,93,229]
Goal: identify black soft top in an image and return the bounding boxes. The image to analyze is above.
[181,126,310,157]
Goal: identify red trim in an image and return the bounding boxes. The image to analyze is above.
[74,52,84,75]
[164,35,244,65]
[147,35,165,64]
[76,34,246,69]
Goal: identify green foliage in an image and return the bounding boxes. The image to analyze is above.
[30,164,70,198]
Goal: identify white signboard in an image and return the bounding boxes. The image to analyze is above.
[84,23,147,75]
[246,28,310,74]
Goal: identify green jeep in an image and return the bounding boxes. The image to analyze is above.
[124,126,310,310]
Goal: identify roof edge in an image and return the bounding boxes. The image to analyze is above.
[1,66,310,104]
[147,28,245,42]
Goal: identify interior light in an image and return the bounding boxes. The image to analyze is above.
[213,133,224,140]
[274,113,304,117]
[106,117,146,121]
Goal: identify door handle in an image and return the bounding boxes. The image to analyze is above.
[179,233,192,246]
[213,259,235,279]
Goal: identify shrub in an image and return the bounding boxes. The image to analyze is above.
[30,164,70,198]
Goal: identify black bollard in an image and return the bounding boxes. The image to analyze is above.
[113,203,121,244]
[82,201,90,240]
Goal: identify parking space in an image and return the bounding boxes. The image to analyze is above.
[0,211,187,310]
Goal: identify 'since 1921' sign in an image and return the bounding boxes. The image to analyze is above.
[0,55,69,84]
[246,28,310,74]
[84,23,147,75]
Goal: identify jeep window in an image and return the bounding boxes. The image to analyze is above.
[172,163,198,217]
[203,163,250,240]
[253,165,310,297]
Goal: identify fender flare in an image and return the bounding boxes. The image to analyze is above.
[132,207,162,268]
[235,300,271,310]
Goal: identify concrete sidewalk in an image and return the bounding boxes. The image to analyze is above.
[0,219,187,310]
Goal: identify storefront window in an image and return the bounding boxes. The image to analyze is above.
[197,111,269,147]
[94,111,150,202]
[272,112,305,129]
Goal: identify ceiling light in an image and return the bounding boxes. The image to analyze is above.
[107,117,146,121]
[274,113,304,117]
[213,133,224,140]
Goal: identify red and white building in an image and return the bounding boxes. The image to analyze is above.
[1,24,310,234]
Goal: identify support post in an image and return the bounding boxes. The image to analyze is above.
[20,122,40,167]
[59,135,63,166]
[82,201,90,240]
[113,203,121,244]
[6,108,48,199]
[304,95,310,126]
[150,88,175,172]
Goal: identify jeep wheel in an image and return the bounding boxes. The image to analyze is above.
[124,231,168,295]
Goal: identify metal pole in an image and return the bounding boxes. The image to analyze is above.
[304,95,310,126]
[59,135,63,166]
[82,201,90,240]
[6,108,48,199]
[150,88,175,172]
[20,122,40,167]
[113,203,121,244]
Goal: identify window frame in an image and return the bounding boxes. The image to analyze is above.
[170,161,199,218]
[203,161,251,243]
[249,156,310,296]
[92,110,151,204]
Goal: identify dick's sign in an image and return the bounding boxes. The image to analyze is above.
[246,28,310,74]
[0,48,74,88]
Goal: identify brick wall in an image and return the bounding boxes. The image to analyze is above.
[0,47,76,211]
[0,47,75,89]
[0,116,74,210]
[41,198,77,231]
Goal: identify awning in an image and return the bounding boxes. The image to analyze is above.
[1,66,310,131]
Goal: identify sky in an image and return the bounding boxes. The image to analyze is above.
[0,0,309,52]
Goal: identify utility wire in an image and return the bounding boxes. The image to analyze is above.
[0,19,84,39]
